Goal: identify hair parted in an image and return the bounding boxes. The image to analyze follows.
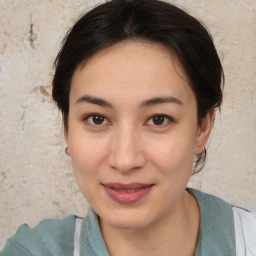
[52,0,224,174]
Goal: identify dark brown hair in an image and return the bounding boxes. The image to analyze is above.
[52,0,224,173]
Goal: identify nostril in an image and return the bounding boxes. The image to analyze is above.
[108,150,146,172]
[107,128,146,172]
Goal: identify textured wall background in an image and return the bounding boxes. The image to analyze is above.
[0,0,255,248]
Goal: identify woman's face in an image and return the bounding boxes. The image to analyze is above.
[66,41,212,230]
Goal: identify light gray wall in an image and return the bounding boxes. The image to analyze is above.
[0,0,255,247]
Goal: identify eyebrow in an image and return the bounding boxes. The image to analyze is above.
[75,95,113,107]
[140,96,183,108]
[75,95,183,108]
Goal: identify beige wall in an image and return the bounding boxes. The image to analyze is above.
[0,0,255,247]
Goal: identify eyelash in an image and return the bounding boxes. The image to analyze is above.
[82,113,110,126]
[82,113,174,127]
[145,114,174,127]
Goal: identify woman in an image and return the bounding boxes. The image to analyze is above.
[2,0,256,255]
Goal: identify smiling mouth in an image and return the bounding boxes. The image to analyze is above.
[102,183,154,204]
[115,189,139,192]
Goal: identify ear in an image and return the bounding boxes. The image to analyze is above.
[194,108,215,155]
[64,128,70,156]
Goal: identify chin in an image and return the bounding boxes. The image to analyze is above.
[105,217,150,231]
[98,206,156,231]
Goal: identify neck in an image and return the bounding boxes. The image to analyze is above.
[99,190,200,256]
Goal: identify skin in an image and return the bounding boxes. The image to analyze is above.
[65,41,214,255]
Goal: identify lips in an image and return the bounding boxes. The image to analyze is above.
[102,183,154,204]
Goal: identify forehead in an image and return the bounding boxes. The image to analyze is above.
[70,41,194,106]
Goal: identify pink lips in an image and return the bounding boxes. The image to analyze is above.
[102,183,154,204]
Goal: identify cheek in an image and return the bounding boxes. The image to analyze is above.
[68,138,106,201]
[68,135,107,176]
[148,134,196,173]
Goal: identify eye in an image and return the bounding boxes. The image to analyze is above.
[146,114,173,126]
[83,114,109,126]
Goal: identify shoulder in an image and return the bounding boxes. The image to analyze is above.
[187,187,233,213]
[1,214,76,256]
[232,206,256,255]
[189,188,256,255]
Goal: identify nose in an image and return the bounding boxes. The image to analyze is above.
[107,125,146,173]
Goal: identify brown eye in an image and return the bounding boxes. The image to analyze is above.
[85,114,108,125]
[92,115,105,125]
[152,116,165,125]
[146,114,172,126]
